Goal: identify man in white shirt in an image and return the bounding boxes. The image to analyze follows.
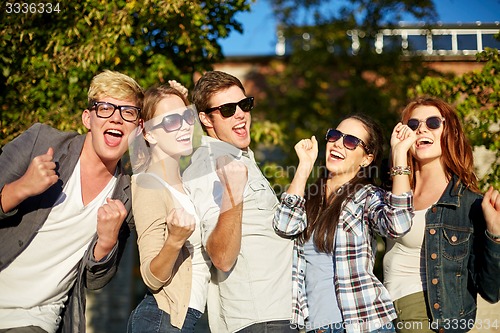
[183,71,296,333]
[0,70,144,333]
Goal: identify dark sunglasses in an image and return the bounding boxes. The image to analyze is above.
[91,101,141,122]
[407,116,444,131]
[151,108,195,133]
[325,128,370,152]
[205,97,254,118]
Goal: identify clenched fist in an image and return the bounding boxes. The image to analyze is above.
[166,207,196,247]
[216,155,248,207]
[22,147,59,197]
[94,198,128,260]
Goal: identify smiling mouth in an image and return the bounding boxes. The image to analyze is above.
[177,134,191,143]
[330,150,345,160]
[416,138,434,148]
[105,129,123,137]
[233,122,246,135]
[104,129,124,147]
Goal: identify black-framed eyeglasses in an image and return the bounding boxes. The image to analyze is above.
[91,101,141,122]
[151,108,196,133]
[204,97,254,118]
[325,128,370,153]
[407,116,444,131]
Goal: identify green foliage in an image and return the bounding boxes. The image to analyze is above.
[256,0,439,188]
[412,48,500,189]
[0,0,252,145]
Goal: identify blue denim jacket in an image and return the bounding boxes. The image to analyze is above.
[423,175,500,332]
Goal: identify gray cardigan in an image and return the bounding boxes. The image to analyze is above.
[0,123,134,333]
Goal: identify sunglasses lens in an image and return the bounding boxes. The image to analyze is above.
[239,97,254,112]
[219,103,237,117]
[407,119,419,131]
[184,109,195,125]
[326,129,341,142]
[343,135,360,150]
[163,114,182,132]
[426,116,442,129]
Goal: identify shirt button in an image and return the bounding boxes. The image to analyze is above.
[429,229,436,235]
[432,278,439,285]
[431,253,438,260]
[431,207,437,213]
[433,303,440,309]
[451,235,458,243]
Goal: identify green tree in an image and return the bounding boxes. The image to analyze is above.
[253,0,438,190]
[1,0,251,144]
[412,48,500,189]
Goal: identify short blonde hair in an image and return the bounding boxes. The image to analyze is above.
[88,70,144,108]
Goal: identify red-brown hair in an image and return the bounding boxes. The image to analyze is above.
[401,96,480,193]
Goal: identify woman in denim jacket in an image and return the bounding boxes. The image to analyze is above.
[274,114,416,333]
[383,97,500,333]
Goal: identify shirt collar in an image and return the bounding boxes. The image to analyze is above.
[201,135,254,160]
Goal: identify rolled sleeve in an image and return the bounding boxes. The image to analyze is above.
[273,192,307,237]
[385,190,413,208]
[369,189,414,238]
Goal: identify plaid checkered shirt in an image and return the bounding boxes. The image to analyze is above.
[273,184,413,333]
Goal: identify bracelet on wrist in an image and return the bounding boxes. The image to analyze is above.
[485,229,500,242]
[389,166,411,176]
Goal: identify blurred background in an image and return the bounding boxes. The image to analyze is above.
[2,0,499,332]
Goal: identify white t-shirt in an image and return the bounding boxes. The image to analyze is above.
[383,208,428,301]
[0,159,117,332]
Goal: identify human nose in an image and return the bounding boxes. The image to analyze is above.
[109,106,124,122]
[331,136,344,149]
[179,117,190,131]
[415,120,427,132]
[233,105,245,119]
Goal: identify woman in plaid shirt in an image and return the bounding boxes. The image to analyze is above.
[273,114,415,333]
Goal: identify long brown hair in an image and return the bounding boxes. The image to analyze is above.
[301,114,384,253]
[401,96,480,193]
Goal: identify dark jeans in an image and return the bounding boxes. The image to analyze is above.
[307,322,345,333]
[236,320,298,333]
[127,293,202,333]
[369,322,396,333]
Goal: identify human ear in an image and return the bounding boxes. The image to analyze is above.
[199,112,214,129]
[144,132,157,145]
[362,153,374,167]
[82,109,91,130]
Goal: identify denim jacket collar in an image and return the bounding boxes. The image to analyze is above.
[435,174,466,208]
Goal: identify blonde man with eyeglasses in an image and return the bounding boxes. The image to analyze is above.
[0,70,144,333]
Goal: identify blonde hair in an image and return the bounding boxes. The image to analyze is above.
[88,70,144,108]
